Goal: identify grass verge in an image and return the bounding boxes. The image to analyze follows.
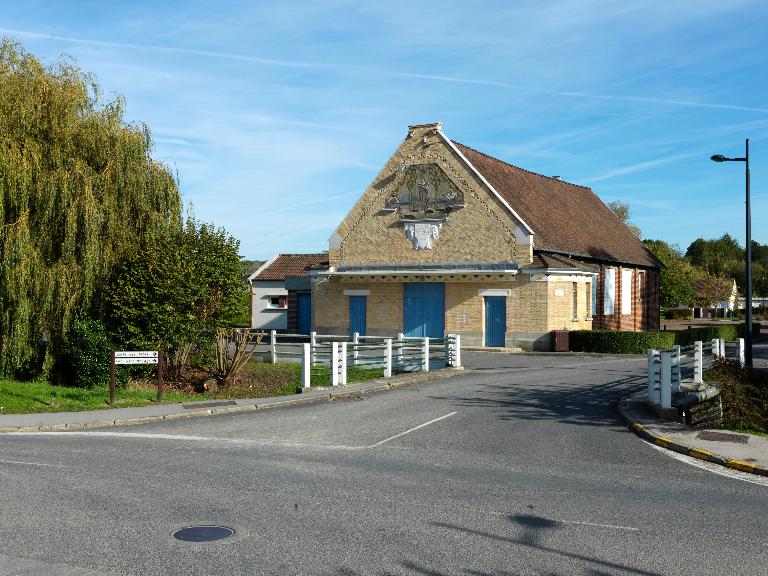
[0,362,385,414]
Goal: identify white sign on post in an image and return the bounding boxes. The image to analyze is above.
[114,351,159,365]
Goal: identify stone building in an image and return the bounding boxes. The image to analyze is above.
[312,122,660,350]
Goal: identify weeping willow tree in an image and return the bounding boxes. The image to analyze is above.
[0,38,182,377]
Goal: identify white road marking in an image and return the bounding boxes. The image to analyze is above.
[370,412,458,447]
[2,412,459,450]
[558,519,639,531]
[645,442,768,487]
[0,458,73,469]
[458,506,639,532]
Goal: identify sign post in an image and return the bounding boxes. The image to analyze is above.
[110,351,161,405]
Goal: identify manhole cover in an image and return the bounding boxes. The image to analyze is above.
[172,526,235,542]
[697,431,749,444]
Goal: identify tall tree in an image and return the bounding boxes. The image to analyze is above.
[644,240,695,308]
[0,39,181,377]
[607,200,641,238]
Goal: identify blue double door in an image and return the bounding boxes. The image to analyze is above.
[404,283,445,338]
[484,296,507,347]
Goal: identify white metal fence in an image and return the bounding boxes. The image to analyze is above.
[263,330,462,388]
[647,338,745,409]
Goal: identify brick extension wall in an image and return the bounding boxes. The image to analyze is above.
[592,264,660,331]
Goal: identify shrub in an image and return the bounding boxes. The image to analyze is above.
[673,325,743,346]
[58,318,113,388]
[664,308,692,320]
[705,358,768,433]
[569,330,675,354]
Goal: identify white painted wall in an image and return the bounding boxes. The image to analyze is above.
[250,280,288,329]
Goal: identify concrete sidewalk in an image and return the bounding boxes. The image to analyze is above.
[620,391,768,476]
[0,369,464,433]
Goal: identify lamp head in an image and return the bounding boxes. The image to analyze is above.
[711,154,729,162]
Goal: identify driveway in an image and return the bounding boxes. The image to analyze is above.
[1,353,766,575]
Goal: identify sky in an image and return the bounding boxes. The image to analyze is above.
[2,0,767,260]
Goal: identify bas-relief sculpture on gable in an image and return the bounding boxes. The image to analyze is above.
[383,163,464,250]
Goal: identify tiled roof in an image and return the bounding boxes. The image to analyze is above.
[695,277,736,295]
[252,253,328,281]
[525,252,597,272]
[453,142,661,268]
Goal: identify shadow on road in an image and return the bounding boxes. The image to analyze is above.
[405,514,663,576]
[430,369,645,427]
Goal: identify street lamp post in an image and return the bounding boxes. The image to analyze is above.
[711,139,752,368]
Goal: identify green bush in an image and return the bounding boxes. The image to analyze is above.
[673,325,743,346]
[58,318,113,388]
[569,330,675,354]
[705,358,768,433]
[664,308,692,320]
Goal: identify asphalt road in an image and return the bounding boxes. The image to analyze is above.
[1,353,766,576]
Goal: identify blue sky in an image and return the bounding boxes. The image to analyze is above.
[2,1,767,260]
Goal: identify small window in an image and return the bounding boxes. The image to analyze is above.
[268,295,287,309]
[586,282,592,318]
[572,283,578,320]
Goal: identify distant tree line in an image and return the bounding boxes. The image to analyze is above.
[643,234,768,311]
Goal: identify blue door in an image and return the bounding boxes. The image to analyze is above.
[485,296,506,347]
[349,296,366,337]
[403,283,445,338]
[297,293,311,335]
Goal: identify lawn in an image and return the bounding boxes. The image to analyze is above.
[0,362,384,414]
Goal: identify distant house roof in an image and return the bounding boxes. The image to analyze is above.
[452,142,660,269]
[695,277,737,295]
[249,253,328,281]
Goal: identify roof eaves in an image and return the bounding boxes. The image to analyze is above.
[248,253,280,282]
[437,130,536,236]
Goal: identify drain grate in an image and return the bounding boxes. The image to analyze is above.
[182,400,237,410]
[697,431,749,444]
[172,526,235,542]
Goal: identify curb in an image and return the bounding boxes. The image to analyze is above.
[0,368,466,434]
[618,398,768,478]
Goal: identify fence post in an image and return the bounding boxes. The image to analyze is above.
[711,338,720,359]
[738,338,745,368]
[311,331,317,365]
[694,341,703,384]
[384,338,392,378]
[331,342,339,387]
[397,333,404,368]
[647,349,657,403]
[660,350,672,409]
[423,337,430,372]
[270,329,277,364]
[454,334,461,368]
[301,343,311,388]
[719,338,725,359]
[672,344,681,393]
[340,342,348,385]
[352,332,359,366]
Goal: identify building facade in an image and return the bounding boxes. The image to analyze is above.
[311,123,660,349]
[248,253,327,332]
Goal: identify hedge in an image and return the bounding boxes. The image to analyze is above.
[673,325,742,346]
[569,324,752,354]
[664,308,692,320]
[569,330,675,354]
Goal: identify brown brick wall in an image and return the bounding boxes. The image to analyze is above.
[592,264,659,331]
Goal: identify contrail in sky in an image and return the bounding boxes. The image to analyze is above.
[3,26,767,115]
